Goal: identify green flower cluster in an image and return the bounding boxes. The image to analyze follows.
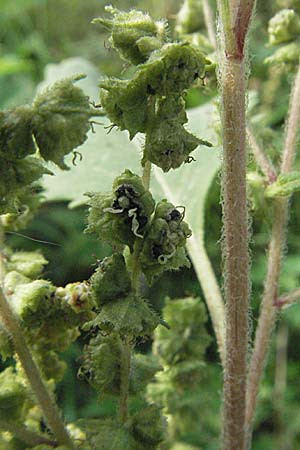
[0,75,101,226]
[79,238,166,448]
[148,297,212,448]
[86,170,192,284]
[95,7,211,171]
[266,8,300,65]
[1,250,94,381]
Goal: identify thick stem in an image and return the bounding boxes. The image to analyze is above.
[0,288,75,449]
[0,420,57,448]
[221,59,249,450]
[119,336,131,424]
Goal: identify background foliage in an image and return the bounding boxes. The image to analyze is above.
[1,0,300,448]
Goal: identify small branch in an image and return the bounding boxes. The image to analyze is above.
[247,125,277,183]
[187,235,226,367]
[275,288,300,309]
[202,0,217,48]
[281,63,300,174]
[119,336,131,424]
[0,288,75,449]
[246,63,300,447]
[0,420,57,448]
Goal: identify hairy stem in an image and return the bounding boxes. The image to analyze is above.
[245,199,286,444]
[119,336,131,424]
[246,63,300,446]
[221,58,249,450]
[0,288,75,449]
[0,420,57,448]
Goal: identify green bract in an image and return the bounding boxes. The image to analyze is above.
[140,200,192,284]
[86,170,155,250]
[93,6,168,65]
[268,9,300,45]
[32,75,101,169]
[90,254,131,306]
[87,293,160,337]
[265,41,300,65]
[265,171,300,197]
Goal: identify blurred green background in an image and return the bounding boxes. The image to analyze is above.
[1,0,300,449]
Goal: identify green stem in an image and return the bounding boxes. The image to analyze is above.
[0,420,57,448]
[247,125,277,182]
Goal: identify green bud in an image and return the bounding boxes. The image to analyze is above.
[79,419,135,450]
[100,77,148,139]
[144,117,210,172]
[32,75,101,169]
[130,354,162,395]
[89,293,160,337]
[9,279,55,323]
[265,41,300,65]
[131,404,166,449]
[0,106,35,160]
[268,9,300,45]
[265,171,300,197]
[6,251,48,279]
[153,297,211,365]
[79,334,121,396]
[86,170,155,250]
[176,0,205,35]
[0,368,27,422]
[90,254,131,306]
[93,6,167,64]
[4,270,30,294]
[142,42,208,96]
[141,200,192,284]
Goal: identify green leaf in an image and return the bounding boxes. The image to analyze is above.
[265,171,300,198]
[41,58,221,241]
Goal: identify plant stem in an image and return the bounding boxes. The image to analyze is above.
[221,57,249,450]
[245,199,286,444]
[187,235,226,367]
[0,420,57,448]
[247,125,277,182]
[0,288,75,449]
[217,0,255,447]
[275,288,300,309]
[245,63,300,446]
[119,336,131,424]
